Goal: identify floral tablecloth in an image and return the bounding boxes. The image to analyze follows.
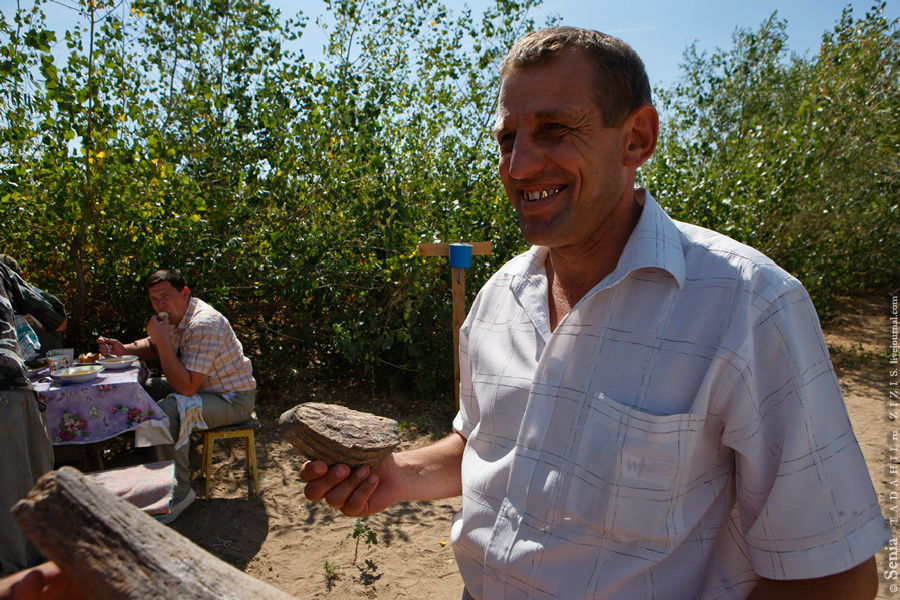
[32,366,173,446]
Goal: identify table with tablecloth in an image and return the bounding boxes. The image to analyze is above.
[30,365,173,447]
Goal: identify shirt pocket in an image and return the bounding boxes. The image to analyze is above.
[561,391,704,556]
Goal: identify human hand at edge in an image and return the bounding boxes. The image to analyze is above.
[0,561,83,600]
[300,454,406,517]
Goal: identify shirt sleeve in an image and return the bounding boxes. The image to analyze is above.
[721,283,889,580]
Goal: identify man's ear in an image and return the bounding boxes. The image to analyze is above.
[622,104,659,169]
[181,286,191,300]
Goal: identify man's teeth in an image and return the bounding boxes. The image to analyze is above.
[524,187,560,201]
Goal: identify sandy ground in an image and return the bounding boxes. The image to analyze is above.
[160,296,896,599]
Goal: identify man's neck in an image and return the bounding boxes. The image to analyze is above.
[546,191,643,330]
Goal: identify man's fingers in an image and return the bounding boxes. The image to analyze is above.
[302,462,350,501]
[341,473,379,517]
[322,466,370,510]
[299,460,331,482]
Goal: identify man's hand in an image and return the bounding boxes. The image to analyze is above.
[0,561,83,600]
[145,313,169,346]
[300,455,404,517]
[96,337,126,357]
[300,433,466,517]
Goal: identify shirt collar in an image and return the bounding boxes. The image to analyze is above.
[607,188,685,289]
[521,189,686,291]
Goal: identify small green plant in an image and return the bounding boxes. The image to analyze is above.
[323,560,342,589]
[347,517,378,565]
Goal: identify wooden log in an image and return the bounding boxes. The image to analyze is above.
[12,466,296,600]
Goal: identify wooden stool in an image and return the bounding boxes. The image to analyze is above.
[199,414,260,500]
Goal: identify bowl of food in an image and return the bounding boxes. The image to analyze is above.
[97,355,140,370]
[51,364,105,384]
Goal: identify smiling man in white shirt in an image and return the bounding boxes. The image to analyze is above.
[301,27,889,599]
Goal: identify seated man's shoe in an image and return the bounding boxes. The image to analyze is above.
[156,488,196,524]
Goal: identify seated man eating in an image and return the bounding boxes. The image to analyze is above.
[98,269,256,523]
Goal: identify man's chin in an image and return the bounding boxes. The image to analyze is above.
[518,224,556,248]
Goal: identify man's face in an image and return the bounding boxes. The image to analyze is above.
[148,281,190,325]
[494,53,634,251]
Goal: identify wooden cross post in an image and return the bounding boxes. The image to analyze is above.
[418,241,492,409]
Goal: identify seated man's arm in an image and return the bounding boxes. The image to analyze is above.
[747,557,877,600]
[145,317,206,396]
[154,342,206,396]
[97,335,157,360]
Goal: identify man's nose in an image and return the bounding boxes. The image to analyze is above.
[507,135,545,180]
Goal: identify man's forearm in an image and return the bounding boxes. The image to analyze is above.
[395,432,465,502]
[123,337,156,360]
[154,340,196,396]
[746,557,877,600]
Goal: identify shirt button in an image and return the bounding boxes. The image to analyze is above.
[508,507,519,520]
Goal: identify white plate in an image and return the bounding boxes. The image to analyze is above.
[51,364,105,383]
[97,355,139,370]
[26,366,48,378]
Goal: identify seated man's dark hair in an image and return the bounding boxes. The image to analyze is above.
[145,269,188,291]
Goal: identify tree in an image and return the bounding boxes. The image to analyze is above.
[1,0,547,397]
[642,3,899,312]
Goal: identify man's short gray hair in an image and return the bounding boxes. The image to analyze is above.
[500,26,652,127]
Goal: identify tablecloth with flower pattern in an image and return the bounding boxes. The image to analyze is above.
[32,366,173,446]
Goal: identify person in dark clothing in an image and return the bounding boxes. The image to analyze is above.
[0,262,66,576]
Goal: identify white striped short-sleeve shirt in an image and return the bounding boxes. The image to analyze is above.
[169,297,255,395]
[451,190,889,599]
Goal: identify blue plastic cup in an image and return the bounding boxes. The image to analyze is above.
[449,243,473,269]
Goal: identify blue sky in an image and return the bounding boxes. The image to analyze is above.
[3,0,895,90]
[270,0,896,89]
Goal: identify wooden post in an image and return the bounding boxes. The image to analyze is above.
[418,242,491,409]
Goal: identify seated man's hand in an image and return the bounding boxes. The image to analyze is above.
[145,315,168,346]
[0,561,83,600]
[96,337,125,357]
[300,455,404,517]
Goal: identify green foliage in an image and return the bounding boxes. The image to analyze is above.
[2,0,895,406]
[1,0,541,396]
[642,3,899,314]
[347,517,378,564]
[323,560,342,588]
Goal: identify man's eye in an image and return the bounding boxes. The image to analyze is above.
[497,133,514,151]
[546,122,566,132]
